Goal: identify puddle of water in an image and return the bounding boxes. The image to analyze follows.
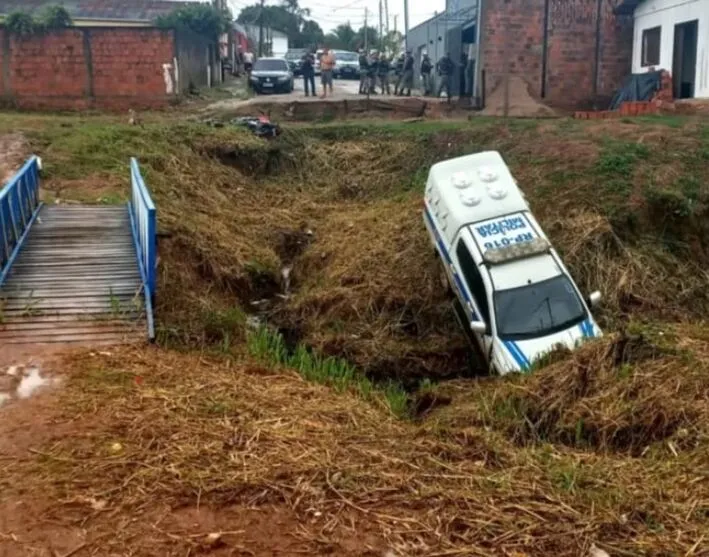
[16,368,50,399]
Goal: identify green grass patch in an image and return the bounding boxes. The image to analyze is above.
[247,326,410,418]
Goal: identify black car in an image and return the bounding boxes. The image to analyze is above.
[285,49,305,76]
[249,58,294,94]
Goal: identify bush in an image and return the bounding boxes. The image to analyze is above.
[4,5,72,36]
[4,12,35,36]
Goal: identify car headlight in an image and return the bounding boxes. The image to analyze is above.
[278,76,289,82]
[249,76,258,81]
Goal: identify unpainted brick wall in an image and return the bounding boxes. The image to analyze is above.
[0,27,177,110]
[90,29,174,100]
[481,0,633,109]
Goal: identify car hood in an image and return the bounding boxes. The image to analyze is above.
[495,318,601,373]
[251,71,289,77]
[336,60,359,66]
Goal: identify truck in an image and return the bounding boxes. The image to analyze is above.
[423,151,602,374]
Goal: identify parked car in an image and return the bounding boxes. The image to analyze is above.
[332,50,360,79]
[424,151,602,375]
[249,58,294,94]
[285,49,305,76]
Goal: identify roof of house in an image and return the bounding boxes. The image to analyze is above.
[614,0,645,15]
[0,0,200,21]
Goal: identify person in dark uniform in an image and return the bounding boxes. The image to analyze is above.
[377,54,391,95]
[459,51,469,97]
[436,52,455,103]
[358,49,369,94]
[420,53,433,96]
[301,50,316,97]
[393,53,405,95]
[398,50,414,96]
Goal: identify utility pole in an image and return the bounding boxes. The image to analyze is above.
[364,7,368,51]
[404,0,409,49]
[258,0,264,57]
[393,14,397,33]
[384,0,389,36]
[378,0,383,52]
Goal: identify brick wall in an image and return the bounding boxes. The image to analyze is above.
[91,29,175,101]
[481,0,633,109]
[0,27,181,111]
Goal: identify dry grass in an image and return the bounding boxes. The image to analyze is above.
[1,344,707,556]
[2,113,709,555]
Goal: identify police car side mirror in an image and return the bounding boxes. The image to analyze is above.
[470,321,487,334]
[588,291,602,307]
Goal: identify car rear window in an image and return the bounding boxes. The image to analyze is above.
[254,59,288,71]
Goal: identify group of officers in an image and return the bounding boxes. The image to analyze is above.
[357,50,463,102]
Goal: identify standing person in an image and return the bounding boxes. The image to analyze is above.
[436,52,455,103]
[367,51,378,94]
[358,49,369,94]
[243,49,254,77]
[420,53,433,95]
[319,47,335,98]
[459,52,469,97]
[398,50,414,96]
[393,53,405,95]
[377,54,391,95]
[301,50,316,97]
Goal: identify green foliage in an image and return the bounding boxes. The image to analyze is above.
[237,0,323,50]
[4,5,72,36]
[156,4,232,40]
[247,326,409,417]
[595,141,650,178]
[4,12,34,36]
[37,5,72,29]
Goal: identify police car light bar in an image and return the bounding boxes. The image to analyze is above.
[483,238,550,265]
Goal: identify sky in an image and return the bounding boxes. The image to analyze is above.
[225,0,447,34]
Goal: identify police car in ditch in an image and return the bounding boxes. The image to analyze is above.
[423,151,602,374]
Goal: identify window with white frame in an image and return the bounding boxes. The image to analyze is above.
[641,26,661,67]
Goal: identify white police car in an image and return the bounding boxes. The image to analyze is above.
[423,151,602,374]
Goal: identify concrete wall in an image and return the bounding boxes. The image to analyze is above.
[632,0,708,98]
[480,0,634,108]
[0,27,176,110]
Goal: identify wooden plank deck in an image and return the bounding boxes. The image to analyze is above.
[0,205,147,345]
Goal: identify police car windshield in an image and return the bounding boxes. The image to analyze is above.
[494,274,586,340]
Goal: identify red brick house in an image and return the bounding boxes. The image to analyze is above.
[0,0,219,110]
[407,0,635,109]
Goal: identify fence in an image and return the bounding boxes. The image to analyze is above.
[129,158,157,339]
[0,157,42,286]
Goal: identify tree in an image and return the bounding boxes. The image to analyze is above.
[156,4,232,40]
[237,0,324,50]
[355,25,379,51]
[325,23,356,50]
[299,20,324,50]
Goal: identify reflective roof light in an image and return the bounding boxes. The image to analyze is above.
[487,183,508,200]
[451,171,473,189]
[477,167,498,183]
[460,191,482,206]
[483,238,550,265]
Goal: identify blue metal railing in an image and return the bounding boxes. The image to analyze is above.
[0,156,42,287]
[128,158,157,340]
